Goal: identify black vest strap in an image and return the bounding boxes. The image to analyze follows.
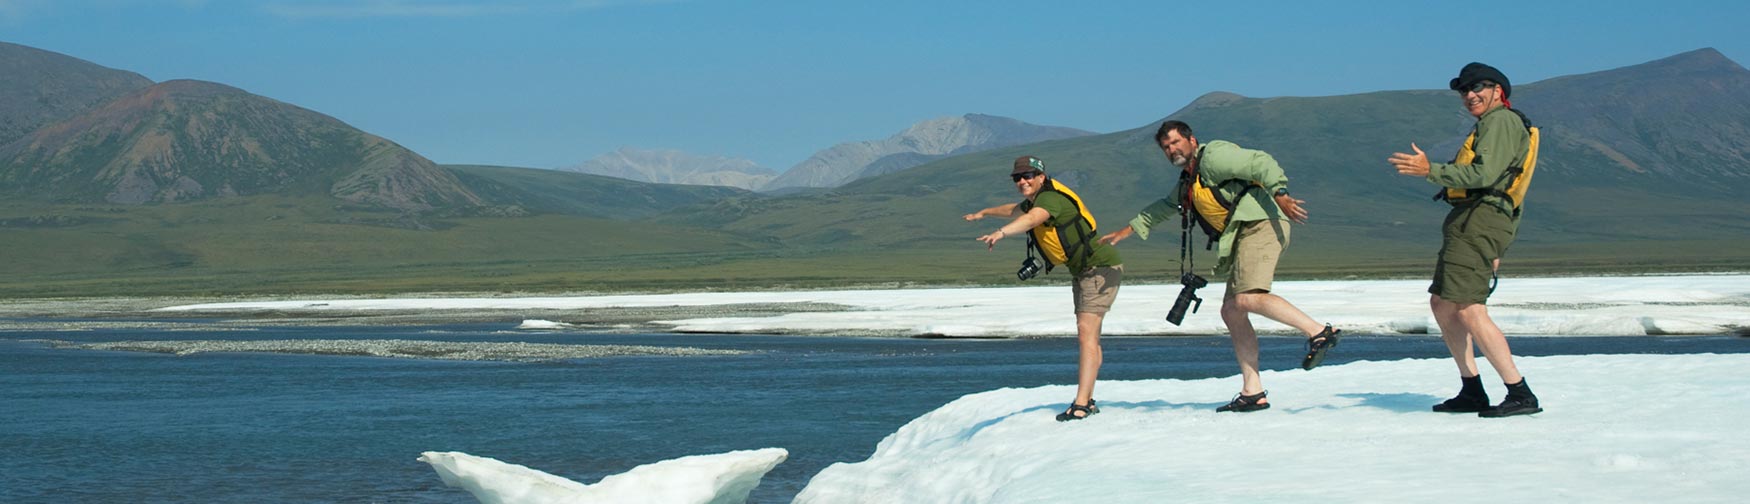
[1182,171,1254,251]
[1028,178,1096,274]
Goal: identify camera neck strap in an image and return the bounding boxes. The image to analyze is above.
[1025,232,1040,261]
[1179,200,1194,278]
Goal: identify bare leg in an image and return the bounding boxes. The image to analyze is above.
[1230,291,1327,337]
[1457,302,1523,384]
[1430,295,1479,377]
[1220,292,1265,397]
[1072,311,1105,407]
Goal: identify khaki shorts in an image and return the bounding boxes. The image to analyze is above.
[1072,264,1123,314]
[1226,219,1290,295]
[1429,204,1515,304]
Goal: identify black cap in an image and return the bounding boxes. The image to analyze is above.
[1012,155,1046,175]
[1449,62,1510,99]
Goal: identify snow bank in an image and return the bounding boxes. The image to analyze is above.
[516,319,574,330]
[418,448,787,504]
[158,275,1750,336]
[793,354,1750,503]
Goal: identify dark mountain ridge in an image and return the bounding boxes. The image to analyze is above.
[0,41,153,146]
[671,48,1750,266]
[0,79,484,211]
[1516,48,1750,185]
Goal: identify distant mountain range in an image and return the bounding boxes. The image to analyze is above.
[666,48,1750,269]
[760,113,1095,191]
[567,114,1096,193]
[1,40,1746,294]
[447,163,750,220]
[565,148,776,191]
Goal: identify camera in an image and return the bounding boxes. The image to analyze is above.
[1016,257,1044,281]
[1164,272,1208,325]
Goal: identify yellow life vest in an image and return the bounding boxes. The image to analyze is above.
[1028,178,1097,267]
[1441,109,1539,213]
[1181,170,1259,244]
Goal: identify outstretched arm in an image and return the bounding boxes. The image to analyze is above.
[1394,112,1525,188]
[1097,225,1135,246]
[976,207,1050,250]
[964,202,1021,221]
[1122,198,1180,241]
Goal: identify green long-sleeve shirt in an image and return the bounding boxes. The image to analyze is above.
[1427,106,1529,216]
[1124,140,1290,275]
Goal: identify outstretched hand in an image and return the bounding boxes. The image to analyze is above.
[1276,195,1309,224]
[976,230,1005,250]
[1389,143,1431,177]
[963,212,983,221]
[1097,226,1134,246]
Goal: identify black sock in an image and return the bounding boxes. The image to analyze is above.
[1504,378,1535,399]
[1459,375,1486,399]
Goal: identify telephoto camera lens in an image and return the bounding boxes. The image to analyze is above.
[1165,273,1207,325]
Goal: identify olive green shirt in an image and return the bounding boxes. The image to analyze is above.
[1427,105,1529,216]
[1123,140,1290,275]
[1019,189,1121,274]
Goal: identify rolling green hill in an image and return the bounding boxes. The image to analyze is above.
[1,47,1746,297]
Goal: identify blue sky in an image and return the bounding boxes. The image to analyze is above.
[4,0,1746,171]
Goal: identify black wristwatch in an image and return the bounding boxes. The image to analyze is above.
[1274,188,1290,197]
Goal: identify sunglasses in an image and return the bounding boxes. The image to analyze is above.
[1011,171,1043,182]
[1458,81,1496,95]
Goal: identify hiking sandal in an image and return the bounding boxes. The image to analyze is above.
[1301,324,1342,370]
[1216,391,1269,412]
[1055,398,1099,422]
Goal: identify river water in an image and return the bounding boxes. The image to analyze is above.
[3,322,1744,503]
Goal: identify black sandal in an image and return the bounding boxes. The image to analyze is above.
[1055,398,1099,422]
[1216,391,1269,412]
[1301,324,1341,370]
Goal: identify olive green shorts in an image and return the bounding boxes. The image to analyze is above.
[1226,219,1290,295]
[1072,264,1123,314]
[1429,204,1516,304]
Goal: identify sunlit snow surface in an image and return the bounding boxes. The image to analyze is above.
[516,320,575,330]
[160,275,1750,336]
[795,353,1750,503]
[419,448,787,504]
[330,276,1750,502]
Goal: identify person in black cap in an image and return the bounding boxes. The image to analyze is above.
[1387,62,1543,418]
[964,155,1123,422]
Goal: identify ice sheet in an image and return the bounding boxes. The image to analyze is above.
[419,448,788,504]
[158,275,1750,336]
[795,353,1750,503]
